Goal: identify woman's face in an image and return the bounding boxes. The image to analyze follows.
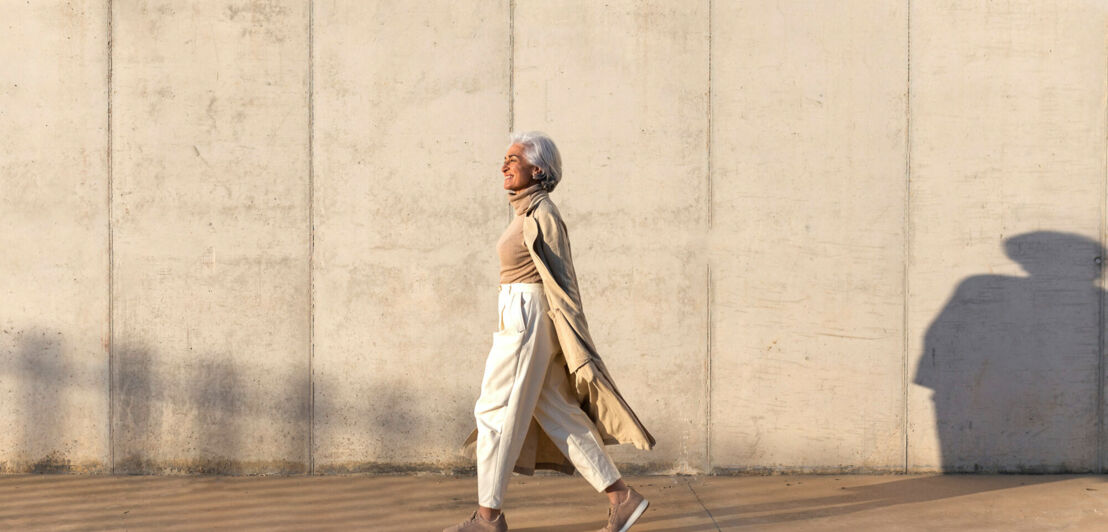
[502,143,538,191]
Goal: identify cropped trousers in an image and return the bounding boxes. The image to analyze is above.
[474,283,621,509]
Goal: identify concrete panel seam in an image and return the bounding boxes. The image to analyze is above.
[309,0,316,476]
[508,0,514,134]
[901,0,912,474]
[107,0,115,474]
[506,0,516,225]
[1099,43,1107,474]
[704,0,713,474]
[706,0,713,231]
[705,264,712,473]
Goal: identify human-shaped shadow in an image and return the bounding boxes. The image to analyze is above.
[914,231,1104,472]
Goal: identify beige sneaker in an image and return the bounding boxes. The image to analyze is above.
[443,510,508,532]
[598,487,650,532]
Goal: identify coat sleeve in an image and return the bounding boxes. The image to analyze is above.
[529,203,602,371]
[531,204,585,313]
[529,202,658,451]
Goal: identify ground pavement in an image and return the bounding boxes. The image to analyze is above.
[0,473,1105,530]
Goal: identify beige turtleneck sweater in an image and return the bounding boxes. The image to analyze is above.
[497,184,544,284]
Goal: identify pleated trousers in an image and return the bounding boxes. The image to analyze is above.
[474,283,621,509]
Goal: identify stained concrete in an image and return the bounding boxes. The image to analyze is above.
[109,1,311,473]
[906,1,1108,472]
[512,0,711,473]
[311,0,510,471]
[0,474,1105,530]
[708,0,909,471]
[0,0,110,473]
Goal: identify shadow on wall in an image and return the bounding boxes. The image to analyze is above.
[16,329,75,473]
[113,343,309,475]
[0,327,107,473]
[113,343,246,474]
[310,371,468,474]
[7,333,426,475]
[914,231,1104,472]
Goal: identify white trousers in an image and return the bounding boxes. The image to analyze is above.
[475,283,621,509]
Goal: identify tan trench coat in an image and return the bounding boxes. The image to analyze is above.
[462,189,656,476]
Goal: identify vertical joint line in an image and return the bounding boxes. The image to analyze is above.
[705,264,712,474]
[1098,46,1108,474]
[704,0,713,475]
[506,0,516,225]
[901,0,912,474]
[508,0,515,134]
[106,0,115,474]
[704,0,713,230]
[308,0,316,476]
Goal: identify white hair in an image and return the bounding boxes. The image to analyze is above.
[509,131,562,192]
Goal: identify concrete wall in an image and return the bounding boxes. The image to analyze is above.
[1,0,110,473]
[312,1,508,472]
[906,0,1108,473]
[513,0,711,473]
[1,0,1106,475]
[109,0,311,474]
[709,0,908,473]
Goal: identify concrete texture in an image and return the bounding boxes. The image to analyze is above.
[709,1,908,471]
[0,0,110,473]
[513,0,710,473]
[2,0,1108,475]
[0,474,1106,530]
[311,0,509,472]
[109,1,311,473]
[906,0,1108,473]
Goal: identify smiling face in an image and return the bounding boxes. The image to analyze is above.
[501,143,539,191]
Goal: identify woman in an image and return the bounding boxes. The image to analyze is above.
[446,132,656,532]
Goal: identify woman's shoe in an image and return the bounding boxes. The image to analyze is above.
[443,510,508,532]
[598,487,649,532]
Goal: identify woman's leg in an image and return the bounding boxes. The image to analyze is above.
[604,478,630,505]
[531,352,623,494]
[473,287,557,516]
[532,364,652,530]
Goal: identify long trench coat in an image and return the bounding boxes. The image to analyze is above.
[462,188,656,475]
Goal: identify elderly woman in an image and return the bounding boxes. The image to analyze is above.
[446,132,656,532]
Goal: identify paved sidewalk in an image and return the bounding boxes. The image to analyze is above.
[0,474,1105,531]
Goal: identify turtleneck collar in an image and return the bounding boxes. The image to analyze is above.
[507,183,544,216]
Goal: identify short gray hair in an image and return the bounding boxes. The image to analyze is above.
[509,131,562,192]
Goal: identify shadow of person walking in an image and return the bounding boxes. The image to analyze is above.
[914,231,1103,472]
